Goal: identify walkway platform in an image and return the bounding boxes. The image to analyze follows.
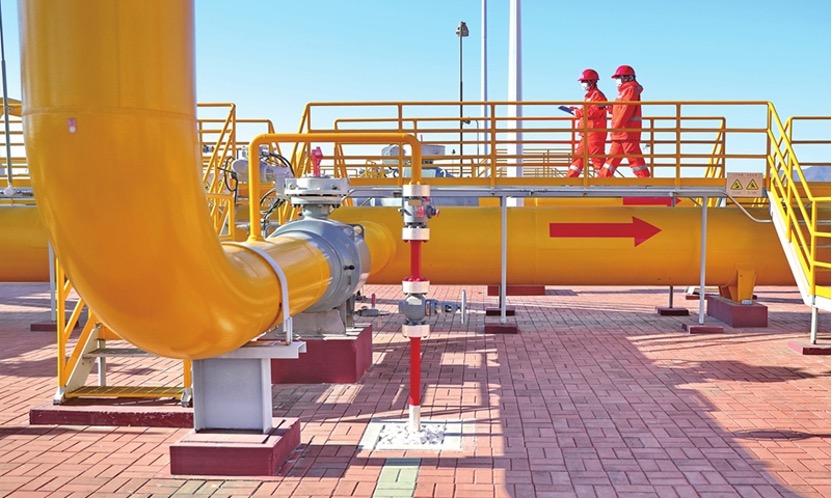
[0,282,829,497]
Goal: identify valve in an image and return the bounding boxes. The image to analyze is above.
[425,299,460,315]
[398,298,463,321]
[399,197,439,225]
[311,146,324,177]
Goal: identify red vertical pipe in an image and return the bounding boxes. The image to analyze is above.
[409,337,421,406]
[409,238,422,409]
[409,240,422,280]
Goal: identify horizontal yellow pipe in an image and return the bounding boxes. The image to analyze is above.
[331,206,807,287]
[0,207,49,282]
[19,0,336,359]
[4,202,809,288]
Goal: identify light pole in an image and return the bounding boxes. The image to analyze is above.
[456,21,468,161]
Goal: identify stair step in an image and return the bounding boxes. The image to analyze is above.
[65,385,185,399]
[84,347,150,358]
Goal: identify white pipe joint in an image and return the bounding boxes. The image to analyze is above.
[402,184,430,198]
[402,279,430,295]
[402,323,430,338]
[402,227,430,241]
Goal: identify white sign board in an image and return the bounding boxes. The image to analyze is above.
[726,172,763,197]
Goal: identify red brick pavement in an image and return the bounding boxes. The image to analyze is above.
[0,282,828,497]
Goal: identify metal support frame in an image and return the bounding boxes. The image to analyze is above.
[698,197,709,324]
[667,196,677,309]
[352,185,730,327]
[192,341,305,433]
[500,195,508,323]
[810,307,819,345]
[48,243,56,322]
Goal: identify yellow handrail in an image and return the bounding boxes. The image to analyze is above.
[246,131,424,242]
[766,105,831,302]
[291,100,771,190]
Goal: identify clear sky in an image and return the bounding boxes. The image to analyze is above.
[0,0,829,135]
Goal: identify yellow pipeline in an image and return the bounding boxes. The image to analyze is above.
[0,206,49,282]
[331,206,807,287]
[19,0,358,359]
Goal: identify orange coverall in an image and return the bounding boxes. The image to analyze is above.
[600,80,650,178]
[567,87,608,177]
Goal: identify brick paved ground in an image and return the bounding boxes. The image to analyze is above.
[0,282,829,497]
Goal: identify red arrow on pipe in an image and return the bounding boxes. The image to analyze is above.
[549,217,661,247]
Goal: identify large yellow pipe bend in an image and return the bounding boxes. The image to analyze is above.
[18,0,337,359]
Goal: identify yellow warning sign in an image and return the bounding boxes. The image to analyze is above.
[726,173,763,197]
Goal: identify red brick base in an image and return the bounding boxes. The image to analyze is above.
[683,324,724,334]
[29,400,192,428]
[486,285,546,296]
[169,418,300,476]
[271,325,372,384]
[788,341,831,356]
[485,306,516,316]
[707,296,768,328]
[656,307,690,316]
[484,323,519,334]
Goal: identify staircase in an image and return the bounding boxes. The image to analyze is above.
[766,110,831,342]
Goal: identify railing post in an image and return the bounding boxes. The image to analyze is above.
[810,202,817,296]
[490,106,497,187]
[675,103,682,188]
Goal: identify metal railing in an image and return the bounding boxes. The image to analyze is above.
[0,102,31,202]
[288,100,764,189]
[766,109,831,307]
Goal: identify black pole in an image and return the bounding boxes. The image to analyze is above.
[459,34,463,162]
[0,2,13,189]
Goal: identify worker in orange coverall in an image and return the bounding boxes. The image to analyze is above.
[598,65,650,178]
[566,69,608,177]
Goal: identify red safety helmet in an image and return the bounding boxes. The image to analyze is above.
[578,69,599,82]
[612,65,636,78]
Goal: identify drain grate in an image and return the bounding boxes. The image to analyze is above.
[359,419,464,451]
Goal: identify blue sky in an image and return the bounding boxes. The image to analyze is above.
[0,1,829,136]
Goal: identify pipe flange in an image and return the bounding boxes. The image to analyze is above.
[402,323,430,338]
[285,176,349,205]
[402,184,430,198]
[402,227,430,241]
[402,279,430,294]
